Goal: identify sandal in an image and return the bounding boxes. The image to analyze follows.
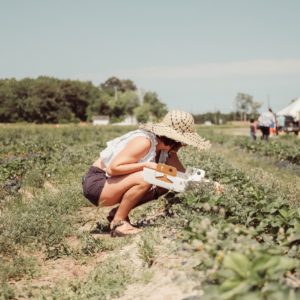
[110,220,142,237]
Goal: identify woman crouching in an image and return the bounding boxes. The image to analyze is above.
[82,110,210,236]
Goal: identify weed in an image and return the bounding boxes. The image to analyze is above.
[79,233,113,255]
[0,280,15,300]
[47,257,133,299]
[1,124,299,298]
[45,242,72,260]
[138,233,157,267]
[22,168,45,188]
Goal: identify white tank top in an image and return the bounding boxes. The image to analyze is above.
[100,129,158,170]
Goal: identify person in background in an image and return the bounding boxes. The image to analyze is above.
[82,110,211,236]
[269,108,277,136]
[250,118,257,140]
[258,108,276,141]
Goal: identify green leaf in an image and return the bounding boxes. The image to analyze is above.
[252,255,279,274]
[202,285,220,300]
[223,253,251,279]
[220,277,243,292]
[261,282,282,293]
[221,281,251,300]
[279,209,289,219]
[267,257,298,275]
[264,290,291,300]
[237,291,261,300]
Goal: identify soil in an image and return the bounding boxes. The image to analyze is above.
[10,204,204,299]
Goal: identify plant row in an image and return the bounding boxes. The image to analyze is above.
[235,137,300,165]
[199,128,300,165]
[168,149,300,299]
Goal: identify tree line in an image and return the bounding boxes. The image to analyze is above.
[0,76,167,123]
[0,76,260,124]
[193,92,262,124]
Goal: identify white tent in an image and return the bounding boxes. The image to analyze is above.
[277,98,300,121]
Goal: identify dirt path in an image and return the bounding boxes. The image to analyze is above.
[116,228,203,300]
[10,204,204,299]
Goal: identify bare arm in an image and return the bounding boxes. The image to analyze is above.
[106,136,157,176]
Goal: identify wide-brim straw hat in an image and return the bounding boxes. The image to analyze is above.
[140,110,211,150]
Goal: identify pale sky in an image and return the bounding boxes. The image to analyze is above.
[1,0,300,113]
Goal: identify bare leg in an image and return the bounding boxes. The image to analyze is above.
[107,187,167,224]
[107,152,183,218]
[100,171,150,208]
[99,171,152,234]
[113,181,151,221]
[101,152,185,234]
[110,181,151,235]
[133,187,168,208]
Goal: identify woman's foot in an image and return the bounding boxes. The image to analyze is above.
[110,220,142,237]
[107,206,131,224]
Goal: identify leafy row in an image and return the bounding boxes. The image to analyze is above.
[235,137,300,165]
[170,149,300,299]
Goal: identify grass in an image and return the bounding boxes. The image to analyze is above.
[47,257,134,300]
[0,183,83,256]
[211,143,300,206]
[0,256,39,281]
[138,233,157,267]
[1,124,299,299]
[0,124,139,299]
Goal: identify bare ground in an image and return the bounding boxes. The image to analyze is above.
[10,203,205,299]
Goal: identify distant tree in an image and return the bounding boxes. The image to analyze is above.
[134,103,151,123]
[60,80,96,121]
[118,91,140,116]
[88,79,139,121]
[121,79,137,92]
[235,93,253,121]
[0,79,18,122]
[13,78,35,120]
[108,90,126,119]
[29,77,64,122]
[22,96,46,122]
[249,101,262,117]
[86,90,112,120]
[0,76,167,124]
[193,111,236,124]
[100,77,137,95]
[143,91,167,120]
[0,77,103,123]
[235,92,262,121]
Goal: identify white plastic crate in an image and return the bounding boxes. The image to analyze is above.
[143,163,206,192]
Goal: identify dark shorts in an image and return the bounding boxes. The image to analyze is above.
[82,166,107,206]
[260,126,270,136]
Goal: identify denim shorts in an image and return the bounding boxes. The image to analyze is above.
[82,166,107,206]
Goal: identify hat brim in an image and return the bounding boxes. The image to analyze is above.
[140,123,211,151]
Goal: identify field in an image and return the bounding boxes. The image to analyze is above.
[1,124,300,300]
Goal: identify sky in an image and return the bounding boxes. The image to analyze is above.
[1,0,300,113]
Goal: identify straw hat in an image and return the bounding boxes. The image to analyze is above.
[140,110,211,150]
